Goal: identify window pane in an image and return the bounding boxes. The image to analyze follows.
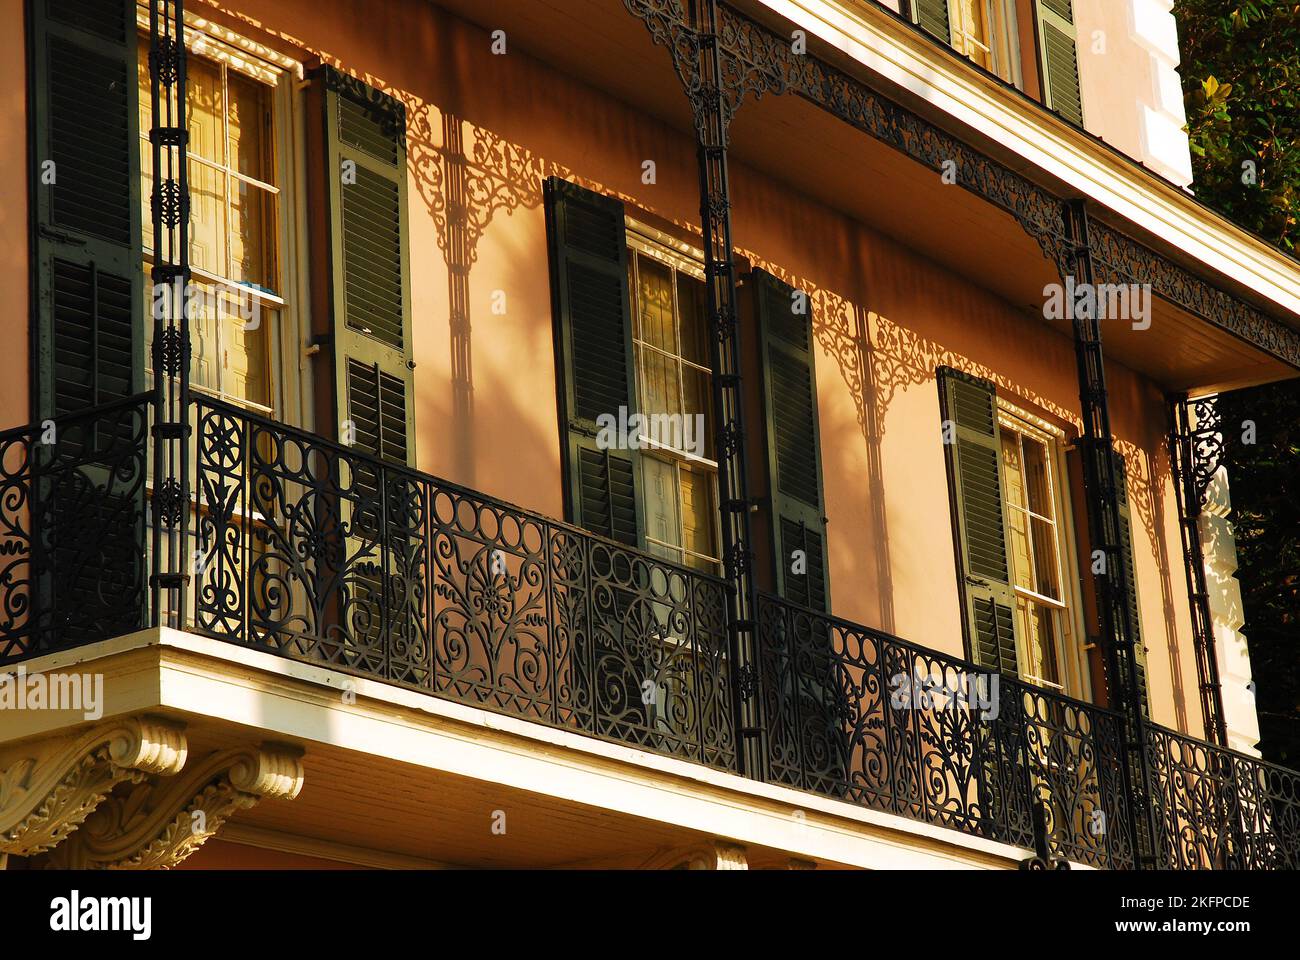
[1022,436,1053,518]
[1031,515,1061,600]
[1016,597,1062,688]
[642,456,681,550]
[218,288,271,407]
[680,467,717,566]
[637,344,680,422]
[1000,428,1025,508]
[227,71,273,181]
[634,255,676,353]
[953,0,992,69]
[682,366,714,459]
[1006,503,1034,592]
[230,181,276,289]
[186,55,226,166]
[676,272,709,367]
[187,159,227,277]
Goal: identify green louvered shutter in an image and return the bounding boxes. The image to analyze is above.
[1036,0,1084,126]
[1112,452,1151,717]
[315,66,414,466]
[545,177,643,547]
[755,270,829,612]
[912,0,952,44]
[30,0,142,423]
[938,368,1019,675]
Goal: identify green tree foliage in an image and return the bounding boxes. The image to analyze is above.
[1175,1,1300,765]
[1176,0,1300,250]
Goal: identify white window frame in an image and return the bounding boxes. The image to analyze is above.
[135,4,305,425]
[625,218,723,574]
[997,398,1090,701]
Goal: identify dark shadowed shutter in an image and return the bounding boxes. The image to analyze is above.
[755,270,829,612]
[912,0,952,43]
[1036,0,1084,126]
[1112,452,1150,717]
[545,177,643,547]
[938,367,1019,675]
[316,66,414,466]
[30,0,142,422]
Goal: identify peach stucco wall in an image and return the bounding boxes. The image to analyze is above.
[0,0,1206,737]
[0,0,28,424]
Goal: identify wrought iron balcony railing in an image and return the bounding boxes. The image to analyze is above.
[1,396,1297,868]
[0,396,150,661]
[189,395,738,769]
[756,594,1135,868]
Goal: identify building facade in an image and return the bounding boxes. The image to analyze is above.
[0,0,1297,869]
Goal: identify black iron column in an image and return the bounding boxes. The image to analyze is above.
[1064,199,1160,868]
[692,0,762,778]
[625,0,763,775]
[1169,395,1228,746]
[147,0,192,628]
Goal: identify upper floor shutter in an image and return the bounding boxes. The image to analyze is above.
[912,0,952,44]
[544,178,643,547]
[938,367,1019,675]
[755,270,829,612]
[30,0,142,422]
[1035,0,1084,126]
[1112,452,1151,717]
[314,66,414,466]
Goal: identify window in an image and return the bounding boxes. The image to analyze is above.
[949,0,1022,86]
[909,0,1084,125]
[938,367,1086,698]
[137,31,282,414]
[998,410,1077,692]
[627,233,721,575]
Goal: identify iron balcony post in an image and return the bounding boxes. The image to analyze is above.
[147,0,193,629]
[1168,395,1229,747]
[690,0,763,778]
[1064,199,1160,868]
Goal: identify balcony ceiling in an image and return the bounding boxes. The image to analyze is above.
[432,0,1296,395]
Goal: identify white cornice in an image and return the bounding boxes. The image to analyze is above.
[757,0,1300,324]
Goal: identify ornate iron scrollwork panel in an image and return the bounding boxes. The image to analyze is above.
[191,396,736,770]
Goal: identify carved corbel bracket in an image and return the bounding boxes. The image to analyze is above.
[641,840,749,869]
[0,715,188,857]
[42,743,304,870]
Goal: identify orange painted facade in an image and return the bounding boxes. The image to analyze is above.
[0,0,1256,737]
[2,0,1297,871]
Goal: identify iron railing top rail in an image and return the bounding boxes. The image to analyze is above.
[759,589,1300,792]
[193,392,729,591]
[1146,718,1300,778]
[0,392,154,445]
[757,589,1128,724]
